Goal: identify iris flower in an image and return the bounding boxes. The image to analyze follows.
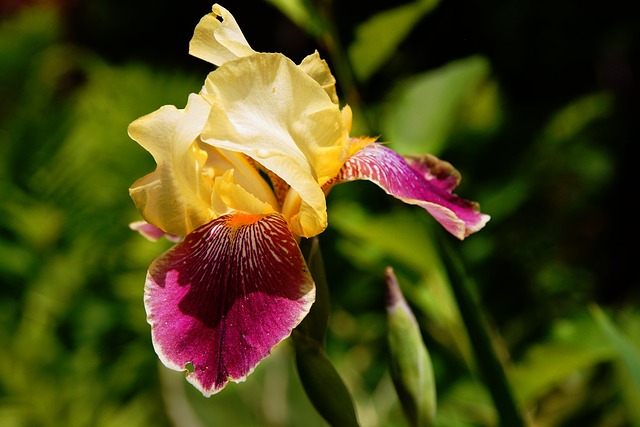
[129,4,489,396]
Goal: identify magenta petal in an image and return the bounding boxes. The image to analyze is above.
[129,221,182,242]
[336,143,490,239]
[144,213,315,396]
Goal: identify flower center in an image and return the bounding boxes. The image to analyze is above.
[225,212,265,231]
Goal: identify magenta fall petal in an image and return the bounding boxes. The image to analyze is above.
[144,212,315,396]
[335,143,490,239]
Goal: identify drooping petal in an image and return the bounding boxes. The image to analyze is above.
[189,3,255,67]
[331,142,490,239]
[200,53,349,237]
[129,93,215,236]
[404,153,463,193]
[144,212,315,396]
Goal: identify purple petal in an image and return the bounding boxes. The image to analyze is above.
[334,143,490,239]
[129,221,182,242]
[144,212,315,396]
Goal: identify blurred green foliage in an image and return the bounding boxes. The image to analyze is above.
[1,1,638,426]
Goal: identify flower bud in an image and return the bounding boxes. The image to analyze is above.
[385,267,436,426]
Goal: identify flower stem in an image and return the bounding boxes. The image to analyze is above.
[298,237,331,343]
[305,0,373,133]
[437,232,525,427]
[294,237,360,427]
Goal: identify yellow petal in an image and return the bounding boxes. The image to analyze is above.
[189,4,255,67]
[212,170,276,216]
[200,53,349,237]
[201,146,280,211]
[128,93,215,236]
[281,189,326,238]
[298,51,339,104]
[341,104,353,134]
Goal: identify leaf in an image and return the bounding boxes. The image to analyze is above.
[478,91,613,223]
[329,203,452,322]
[293,332,360,427]
[329,202,472,364]
[510,313,616,405]
[590,305,640,391]
[438,234,525,427]
[382,56,491,155]
[348,0,440,82]
[596,308,640,426]
[540,92,613,148]
[436,379,496,426]
[330,202,439,273]
[0,6,59,88]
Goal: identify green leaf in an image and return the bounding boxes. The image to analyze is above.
[590,305,640,391]
[0,6,59,88]
[293,332,360,427]
[540,92,613,148]
[437,235,525,427]
[329,202,472,363]
[436,379,495,426]
[348,0,440,82]
[294,238,359,427]
[329,202,440,273]
[382,56,491,155]
[593,307,640,425]
[511,313,616,405]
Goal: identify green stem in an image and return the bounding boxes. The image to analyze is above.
[294,237,360,427]
[437,232,525,427]
[298,237,331,344]
[305,0,373,133]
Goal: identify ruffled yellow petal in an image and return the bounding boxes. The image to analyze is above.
[200,53,349,237]
[189,3,255,67]
[298,51,339,104]
[129,93,215,236]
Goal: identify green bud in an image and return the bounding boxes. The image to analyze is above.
[385,267,437,427]
[292,331,360,427]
